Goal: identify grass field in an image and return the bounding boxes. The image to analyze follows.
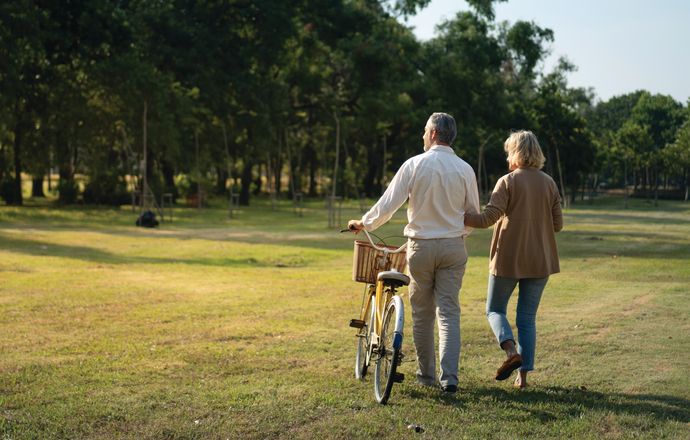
[1,197,689,439]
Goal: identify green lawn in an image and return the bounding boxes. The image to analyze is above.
[1,197,689,439]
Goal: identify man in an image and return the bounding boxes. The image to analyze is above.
[348,112,480,393]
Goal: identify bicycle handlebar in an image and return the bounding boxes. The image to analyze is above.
[341,226,407,254]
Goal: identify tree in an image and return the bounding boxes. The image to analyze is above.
[531,60,596,204]
[627,93,684,202]
[664,117,690,200]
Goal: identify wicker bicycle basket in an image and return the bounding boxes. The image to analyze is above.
[352,240,407,284]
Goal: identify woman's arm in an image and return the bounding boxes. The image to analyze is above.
[464,178,508,229]
[465,205,504,228]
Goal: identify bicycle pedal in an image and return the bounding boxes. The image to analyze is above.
[393,372,405,383]
[349,319,366,329]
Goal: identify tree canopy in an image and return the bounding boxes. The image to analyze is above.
[1,0,687,206]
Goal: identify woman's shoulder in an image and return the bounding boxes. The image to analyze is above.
[535,169,558,185]
[517,168,557,183]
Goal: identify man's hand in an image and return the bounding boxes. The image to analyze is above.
[347,219,364,234]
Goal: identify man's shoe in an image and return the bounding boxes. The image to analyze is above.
[495,354,522,381]
[441,384,457,394]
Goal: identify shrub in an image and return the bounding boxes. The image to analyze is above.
[57,179,80,204]
[83,174,129,206]
[0,179,17,205]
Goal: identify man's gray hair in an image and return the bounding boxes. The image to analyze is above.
[428,112,457,145]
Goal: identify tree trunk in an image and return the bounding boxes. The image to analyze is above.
[215,165,228,195]
[56,130,76,204]
[555,146,567,208]
[142,100,148,193]
[273,156,282,195]
[253,162,263,196]
[653,163,659,207]
[32,175,45,197]
[332,112,340,199]
[624,159,629,209]
[363,159,377,197]
[545,144,554,178]
[0,142,6,184]
[160,159,177,201]
[580,178,586,202]
[285,129,298,198]
[570,181,578,204]
[307,144,318,197]
[240,159,253,206]
[11,118,24,205]
[363,137,381,197]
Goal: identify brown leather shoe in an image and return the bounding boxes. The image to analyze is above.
[495,354,522,381]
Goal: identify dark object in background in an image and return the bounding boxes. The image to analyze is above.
[136,210,159,228]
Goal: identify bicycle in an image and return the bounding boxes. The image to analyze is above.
[342,227,410,404]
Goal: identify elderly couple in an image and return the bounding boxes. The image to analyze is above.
[348,112,563,393]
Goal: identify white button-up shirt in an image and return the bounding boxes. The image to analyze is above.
[361,145,480,239]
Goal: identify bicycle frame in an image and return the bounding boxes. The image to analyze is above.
[364,276,401,330]
[347,227,408,404]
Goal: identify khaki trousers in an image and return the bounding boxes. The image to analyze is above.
[407,237,467,387]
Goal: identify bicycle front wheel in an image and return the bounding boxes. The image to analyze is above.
[355,293,375,379]
[374,295,404,404]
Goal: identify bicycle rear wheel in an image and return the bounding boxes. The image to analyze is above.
[374,295,404,404]
[355,294,375,379]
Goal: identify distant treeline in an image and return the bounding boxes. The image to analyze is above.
[1,0,688,206]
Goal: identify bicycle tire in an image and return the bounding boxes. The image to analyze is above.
[374,295,404,404]
[355,293,375,379]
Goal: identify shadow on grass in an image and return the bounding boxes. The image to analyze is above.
[0,233,310,268]
[401,385,690,424]
[556,230,690,259]
[566,211,689,226]
[0,215,406,254]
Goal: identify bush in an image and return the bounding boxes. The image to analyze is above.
[57,179,79,204]
[0,179,17,205]
[83,174,129,206]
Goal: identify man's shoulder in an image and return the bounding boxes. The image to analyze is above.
[412,149,474,174]
[453,155,476,175]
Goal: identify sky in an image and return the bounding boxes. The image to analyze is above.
[403,0,690,104]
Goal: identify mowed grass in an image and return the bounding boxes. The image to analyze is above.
[1,197,689,439]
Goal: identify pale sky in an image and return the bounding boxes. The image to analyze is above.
[404,0,690,104]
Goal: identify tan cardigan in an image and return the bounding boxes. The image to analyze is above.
[465,168,563,279]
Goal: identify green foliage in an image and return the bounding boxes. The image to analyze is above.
[466,0,508,20]
[1,0,687,206]
[82,173,129,206]
[503,20,554,77]
[531,62,596,198]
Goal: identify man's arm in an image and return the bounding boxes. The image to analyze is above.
[348,159,413,233]
[464,169,481,233]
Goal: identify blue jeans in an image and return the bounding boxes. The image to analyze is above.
[486,275,549,371]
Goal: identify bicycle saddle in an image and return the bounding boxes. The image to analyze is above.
[377,270,410,287]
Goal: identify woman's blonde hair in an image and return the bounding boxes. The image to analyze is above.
[504,130,545,169]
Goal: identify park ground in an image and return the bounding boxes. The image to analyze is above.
[1,196,689,439]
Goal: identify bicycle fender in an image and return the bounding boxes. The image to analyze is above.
[391,295,404,350]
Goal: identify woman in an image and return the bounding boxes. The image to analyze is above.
[465,130,563,388]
